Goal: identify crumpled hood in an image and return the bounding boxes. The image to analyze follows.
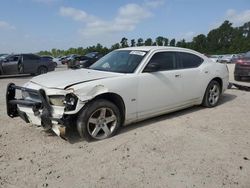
[30,69,121,89]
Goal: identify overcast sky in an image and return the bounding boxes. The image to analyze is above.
[0,0,250,53]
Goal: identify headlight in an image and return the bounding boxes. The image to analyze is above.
[49,95,65,106]
[64,93,78,111]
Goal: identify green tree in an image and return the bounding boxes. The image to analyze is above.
[145,38,153,46]
[120,37,128,48]
[131,39,136,47]
[163,38,169,46]
[176,39,187,48]
[137,38,144,46]
[169,39,176,46]
[191,34,207,53]
[156,36,164,46]
[111,43,120,51]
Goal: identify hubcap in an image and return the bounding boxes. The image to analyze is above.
[87,107,117,139]
[208,84,220,105]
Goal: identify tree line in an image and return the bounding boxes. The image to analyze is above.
[38,20,250,57]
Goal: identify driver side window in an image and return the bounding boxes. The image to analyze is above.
[7,55,19,62]
[144,52,177,72]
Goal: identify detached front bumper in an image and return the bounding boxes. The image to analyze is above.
[6,83,67,137]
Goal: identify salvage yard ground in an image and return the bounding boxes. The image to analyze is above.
[0,64,250,188]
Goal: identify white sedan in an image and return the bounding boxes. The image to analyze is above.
[6,47,229,140]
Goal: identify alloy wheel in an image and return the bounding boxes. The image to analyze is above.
[87,107,117,140]
[208,84,220,105]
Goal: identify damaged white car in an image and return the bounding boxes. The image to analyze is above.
[6,47,229,140]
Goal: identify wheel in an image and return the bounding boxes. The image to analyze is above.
[37,66,48,75]
[234,75,241,81]
[77,99,121,141]
[202,80,221,108]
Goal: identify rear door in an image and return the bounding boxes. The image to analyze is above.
[2,55,20,74]
[22,54,41,74]
[176,52,204,102]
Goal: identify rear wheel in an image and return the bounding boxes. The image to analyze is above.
[202,80,221,108]
[37,66,48,75]
[77,99,121,141]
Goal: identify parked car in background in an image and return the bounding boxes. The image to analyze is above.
[0,54,9,60]
[218,54,237,63]
[208,55,221,62]
[234,51,250,81]
[6,47,229,141]
[0,54,55,75]
[67,52,103,69]
[41,55,58,67]
[60,56,69,64]
[61,55,78,65]
[52,57,62,66]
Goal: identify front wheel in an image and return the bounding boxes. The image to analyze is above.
[202,80,221,108]
[77,99,121,141]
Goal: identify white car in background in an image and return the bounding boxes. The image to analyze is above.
[218,54,237,63]
[208,55,221,62]
[6,47,229,140]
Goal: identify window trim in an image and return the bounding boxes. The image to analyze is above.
[177,52,204,69]
[142,51,180,73]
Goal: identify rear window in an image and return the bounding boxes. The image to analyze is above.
[178,52,203,69]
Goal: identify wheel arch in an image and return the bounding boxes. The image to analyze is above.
[202,77,223,102]
[211,77,223,92]
[91,92,126,125]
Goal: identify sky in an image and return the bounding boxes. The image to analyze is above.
[0,0,250,53]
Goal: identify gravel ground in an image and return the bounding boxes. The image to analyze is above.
[0,66,250,188]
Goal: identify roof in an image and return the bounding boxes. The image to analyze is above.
[117,46,193,52]
[116,46,206,58]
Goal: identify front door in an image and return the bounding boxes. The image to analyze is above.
[2,55,20,74]
[137,51,183,119]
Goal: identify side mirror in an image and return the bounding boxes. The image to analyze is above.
[143,62,161,73]
[3,59,8,63]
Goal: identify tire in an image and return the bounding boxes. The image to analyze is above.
[77,99,121,141]
[37,66,48,75]
[234,75,241,81]
[202,80,221,108]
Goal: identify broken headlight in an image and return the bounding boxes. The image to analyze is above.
[49,95,65,106]
[64,93,78,111]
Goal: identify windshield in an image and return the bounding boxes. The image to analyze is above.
[89,50,147,73]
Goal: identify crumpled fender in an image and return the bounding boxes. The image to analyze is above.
[73,84,109,102]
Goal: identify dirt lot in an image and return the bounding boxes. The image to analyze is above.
[0,66,250,188]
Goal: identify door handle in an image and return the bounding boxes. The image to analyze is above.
[175,74,181,78]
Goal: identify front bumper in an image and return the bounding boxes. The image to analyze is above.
[6,83,67,137]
